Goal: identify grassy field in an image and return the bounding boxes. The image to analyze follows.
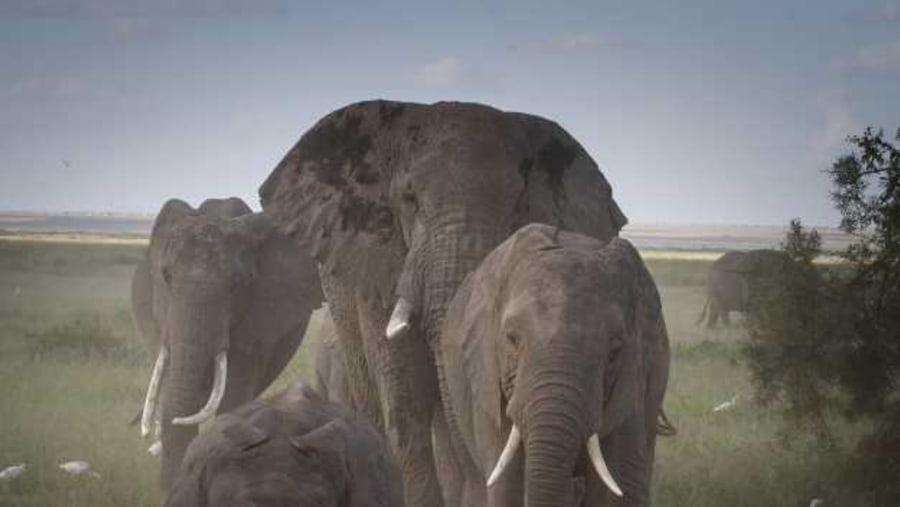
[0,240,860,506]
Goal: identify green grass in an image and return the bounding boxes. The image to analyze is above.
[0,240,863,506]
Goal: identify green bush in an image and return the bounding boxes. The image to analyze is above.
[742,128,900,504]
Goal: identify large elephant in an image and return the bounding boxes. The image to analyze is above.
[259,100,627,507]
[131,197,323,488]
[439,224,669,507]
[163,381,405,507]
[696,249,791,327]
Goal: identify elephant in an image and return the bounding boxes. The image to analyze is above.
[163,381,405,507]
[312,313,466,506]
[696,249,791,327]
[131,197,323,489]
[438,224,670,507]
[259,100,627,507]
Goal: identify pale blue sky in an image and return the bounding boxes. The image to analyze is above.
[1,0,898,225]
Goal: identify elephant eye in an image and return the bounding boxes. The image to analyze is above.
[162,267,172,285]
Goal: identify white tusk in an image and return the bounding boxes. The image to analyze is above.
[487,425,521,487]
[172,351,228,426]
[385,298,412,339]
[587,434,622,497]
[141,347,168,438]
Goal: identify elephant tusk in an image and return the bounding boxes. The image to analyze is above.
[587,434,623,497]
[385,298,412,339]
[140,347,168,438]
[172,351,228,426]
[486,425,521,487]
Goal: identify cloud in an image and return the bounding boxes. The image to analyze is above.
[850,39,900,74]
[812,88,862,158]
[550,32,599,52]
[413,57,464,88]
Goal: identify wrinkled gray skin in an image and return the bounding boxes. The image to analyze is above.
[163,382,405,507]
[260,100,627,507]
[314,313,351,405]
[312,314,464,505]
[697,249,791,327]
[131,197,323,489]
[440,224,670,507]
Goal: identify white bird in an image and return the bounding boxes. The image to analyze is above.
[809,499,824,507]
[59,461,100,478]
[712,394,738,413]
[148,441,162,456]
[0,464,25,481]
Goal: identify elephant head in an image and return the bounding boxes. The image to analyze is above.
[258,100,627,507]
[131,197,323,489]
[163,382,405,507]
[440,224,669,506]
[259,100,626,348]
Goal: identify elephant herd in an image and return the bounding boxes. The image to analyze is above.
[130,100,674,507]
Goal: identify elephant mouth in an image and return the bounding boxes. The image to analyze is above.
[486,424,623,498]
[140,347,229,449]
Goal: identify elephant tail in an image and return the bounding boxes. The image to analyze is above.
[695,296,710,326]
[656,410,677,437]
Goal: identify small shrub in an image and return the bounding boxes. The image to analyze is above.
[27,315,124,362]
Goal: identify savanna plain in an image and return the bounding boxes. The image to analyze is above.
[0,234,860,507]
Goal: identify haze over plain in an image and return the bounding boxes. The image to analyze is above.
[1,0,898,226]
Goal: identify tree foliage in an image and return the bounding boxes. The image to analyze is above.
[743,128,900,502]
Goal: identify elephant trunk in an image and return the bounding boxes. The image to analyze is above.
[523,358,589,507]
[419,215,509,343]
[158,291,230,490]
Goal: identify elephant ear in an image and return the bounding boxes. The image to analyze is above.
[506,115,628,239]
[597,238,663,437]
[138,199,195,349]
[130,259,160,352]
[441,231,536,442]
[258,102,405,306]
[231,213,324,358]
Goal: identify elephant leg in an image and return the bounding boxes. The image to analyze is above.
[707,297,721,327]
[356,295,445,507]
[432,402,464,507]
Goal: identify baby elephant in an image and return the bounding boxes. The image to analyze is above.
[163,382,405,507]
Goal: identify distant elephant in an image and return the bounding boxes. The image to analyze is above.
[131,197,323,489]
[439,224,670,507]
[696,249,791,327]
[314,313,350,406]
[163,381,405,507]
[260,100,627,507]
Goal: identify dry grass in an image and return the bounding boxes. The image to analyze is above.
[0,239,862,506]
